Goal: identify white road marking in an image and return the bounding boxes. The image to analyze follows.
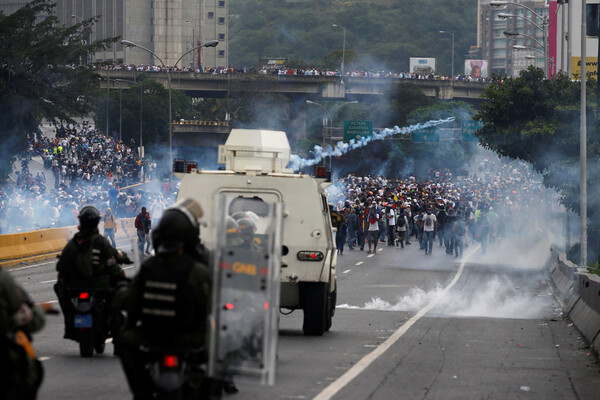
[10,260,56,271]
[355,261,363,266]
[313,244,481,400]
[343,270,351,274]
[39,279,57,284]
[105,338,113,343]
[377,248,382,252]
[38,357,51,362]
[363,345,378,348]
[367,254,374,258]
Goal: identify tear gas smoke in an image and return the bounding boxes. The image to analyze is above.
[333,150,568,321]
[338,274,552,320]
[288,117,455,171]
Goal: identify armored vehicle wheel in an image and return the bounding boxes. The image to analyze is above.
[302,282,327,336]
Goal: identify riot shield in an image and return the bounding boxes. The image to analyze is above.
[208,193,283,386]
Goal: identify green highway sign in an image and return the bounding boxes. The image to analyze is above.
[412,127,440,142]
[344,120,373,141]
[461,120,482,143]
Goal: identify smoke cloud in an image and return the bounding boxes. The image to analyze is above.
[338,273,552,320]
[287,117,455,171]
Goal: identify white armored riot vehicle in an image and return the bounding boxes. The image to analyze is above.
[175,129,337,336]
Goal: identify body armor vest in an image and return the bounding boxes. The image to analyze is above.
[139,254,198,337]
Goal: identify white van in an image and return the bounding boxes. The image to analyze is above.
[175,129,337,336]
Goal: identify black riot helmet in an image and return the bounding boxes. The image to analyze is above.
[78,205,101,230]
[225,217,244,246]
[152,198,203,255]
[237,217,257,245]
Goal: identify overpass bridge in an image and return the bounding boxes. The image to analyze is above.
[97,70,488,102]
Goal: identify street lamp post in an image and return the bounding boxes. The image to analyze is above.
[439,31,454,79]
[120,39,219,168]
[492,1,549,77]
[505,30,550,75]
[499,13,548,77]
[332,24,346,78]
[306,100,358,170]
[106,77,110,135]
[140,81,143,159]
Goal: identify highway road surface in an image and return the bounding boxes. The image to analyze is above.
[10,235,600,400]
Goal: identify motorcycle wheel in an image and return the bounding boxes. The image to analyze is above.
[79,330,94,358]
[94,335,106,354]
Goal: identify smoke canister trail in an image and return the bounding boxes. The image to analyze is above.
[288,117,456,171]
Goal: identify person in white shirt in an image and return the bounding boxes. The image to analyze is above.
[386,206,396,246]
[366,205,379,254]
[422,208,438,255]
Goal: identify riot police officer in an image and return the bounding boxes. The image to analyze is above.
[55,205,129,340]
[117,198,212,399]
[0,268,46,399]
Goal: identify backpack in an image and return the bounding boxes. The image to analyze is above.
[72,235,106,283]
[455,221,466,236]
[397,215,406,228]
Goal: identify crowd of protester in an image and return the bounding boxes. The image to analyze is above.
[0,123,174,234]
[96,64,492,83]
[328,157,558,258]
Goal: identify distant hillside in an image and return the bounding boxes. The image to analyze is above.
[228,0,477,74]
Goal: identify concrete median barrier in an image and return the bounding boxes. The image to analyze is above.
[548,246,580,313]
[548,246,600,359]
[0,218,136,268]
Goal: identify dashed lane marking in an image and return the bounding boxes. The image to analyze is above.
[367,254,374,258]
[355,262,363,266]
[343,270,351,274]
[313,244,481,400]
[38,357,51,362]
[377,248,383,252]
[39,279,57,284]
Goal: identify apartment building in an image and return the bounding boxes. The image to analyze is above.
[478,0,549,77]
[0,0,228,68]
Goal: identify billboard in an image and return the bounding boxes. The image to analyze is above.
[258,58,287,69]
[409,57,436,73]
[571,57,599,80]
[464,60,488,78]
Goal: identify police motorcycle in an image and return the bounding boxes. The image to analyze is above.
[56,206,132,358]
[68,286,124,357]
[115,199,226,399]
[137,345,209,398]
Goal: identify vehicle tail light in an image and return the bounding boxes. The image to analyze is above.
[162,355,179,368]
[297,251,324,261]
[79,292,89,300]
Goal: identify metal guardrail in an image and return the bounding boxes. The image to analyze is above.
[172,120,230,127]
